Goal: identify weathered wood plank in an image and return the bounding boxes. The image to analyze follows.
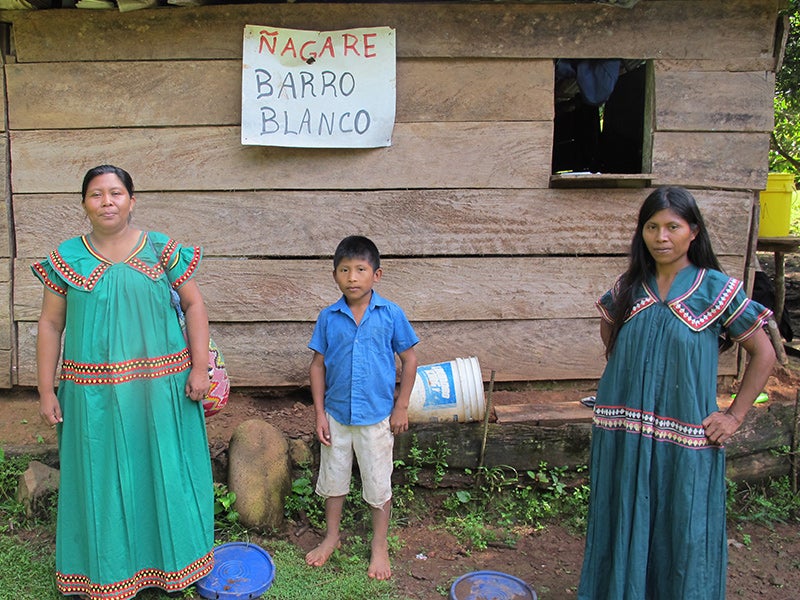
[395,421,593,471]
[12,189,755,259]
[14,256,627,323]
[0,50,5,134]
[15,316,740,389]
[494,402,593,425]
[655,70,775,132]
[395,400,794,482]
[0,350,11,389]
[0,1,778,64]
[0,137,9,259]
[5,58,553,130]
[9,123,553,193]
[0,259,11,352]
[651,132,771,190]
[14,253,747,325]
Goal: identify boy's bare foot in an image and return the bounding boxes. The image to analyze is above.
[305,536,341,567]
[368,544,392,580]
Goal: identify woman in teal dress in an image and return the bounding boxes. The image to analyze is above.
[578,187,775,599]
[33,165,214,599]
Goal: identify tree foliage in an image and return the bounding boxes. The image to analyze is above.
[771,0,800,175]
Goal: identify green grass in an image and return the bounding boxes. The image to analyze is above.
[0,534,400,600]
[0,532,58,600]
[4,439,800,600]
[267,539,396,600]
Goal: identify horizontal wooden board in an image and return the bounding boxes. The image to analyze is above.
[655,70,775,132]
[9,123,553,193]
[14,253,747,325]
[0,259,11,351]
[12,257,744,322]
[5,58,554,130]
[13,188,755,259]
[652,131,771,190]
[14,256,628,323]
[0,1,778,64]
[0,54,5,134]
[14,316,741,388]
[0,349,10,388]
[0,137,8,258]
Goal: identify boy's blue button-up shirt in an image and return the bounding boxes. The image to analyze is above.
[309,290,419,426]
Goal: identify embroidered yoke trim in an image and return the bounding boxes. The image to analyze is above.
[56,550,213,599]
[624,293,657,323]
[127,256,165,281]
[156,237,200,289]
[61,349,191,385]
[593,405,712,449]
[48,248,110,292]
[666,269,742,332]
[32,261,67,296]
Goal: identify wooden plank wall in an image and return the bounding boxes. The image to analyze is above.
[0,0,781,389]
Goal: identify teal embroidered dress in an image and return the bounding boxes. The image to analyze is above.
[32,231,214,600]
[578,265,771,600]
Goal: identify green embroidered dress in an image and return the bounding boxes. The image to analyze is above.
[32,231,214,600]
[578,265,771,600]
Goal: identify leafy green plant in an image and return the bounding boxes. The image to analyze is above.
[393,435,451,520]
[727,475,800,526]
[285,468,326,529]
[0,450,34,527]
[212,482,240,530]
[442,461,590,545]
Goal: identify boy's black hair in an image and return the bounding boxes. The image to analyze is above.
[333,235,381,271]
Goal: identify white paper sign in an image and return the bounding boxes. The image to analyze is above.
[242,25,396,148]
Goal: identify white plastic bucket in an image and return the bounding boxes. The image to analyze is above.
[407,356,486,423]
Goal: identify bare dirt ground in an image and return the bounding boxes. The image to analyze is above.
[3,364,800,599]
[2,253,800,598]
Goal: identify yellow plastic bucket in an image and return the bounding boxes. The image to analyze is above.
[758,172,796,237]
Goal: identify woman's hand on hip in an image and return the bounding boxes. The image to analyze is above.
[702,410,743,445]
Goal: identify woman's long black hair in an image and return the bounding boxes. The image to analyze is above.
[605,186,725,358]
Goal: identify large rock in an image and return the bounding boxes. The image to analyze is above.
[227,419,291,530]
[17,460,60,518]
[288,438,313,468]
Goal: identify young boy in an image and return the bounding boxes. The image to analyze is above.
[305,235,419,580]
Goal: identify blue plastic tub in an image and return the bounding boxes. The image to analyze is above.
[196,542,275,600]
[450,570,537,600]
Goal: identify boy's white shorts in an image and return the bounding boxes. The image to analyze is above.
[316,412,394,508]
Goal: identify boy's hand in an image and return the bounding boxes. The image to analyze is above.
[390,405,409,436]
[316,414,332,446]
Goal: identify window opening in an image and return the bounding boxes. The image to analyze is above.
[551,59,648,177]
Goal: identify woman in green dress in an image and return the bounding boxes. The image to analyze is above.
[33,165,214,599]
[578,186,775,599]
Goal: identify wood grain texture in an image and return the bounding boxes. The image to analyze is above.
[9,123,553,193]
[655,70,775,132]
[15,318,598,387]
[5,58,553,129]
[15,315,741,388]
[13,188,754,259]
[0,0,780,392]
[651,132,771,190]
[14,256,627,323]
[14,252,747,325]
[0,1,778,64]
[0,137,9,259]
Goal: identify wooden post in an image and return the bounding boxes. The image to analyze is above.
[477,370,496,472]
[792,388,800,495]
